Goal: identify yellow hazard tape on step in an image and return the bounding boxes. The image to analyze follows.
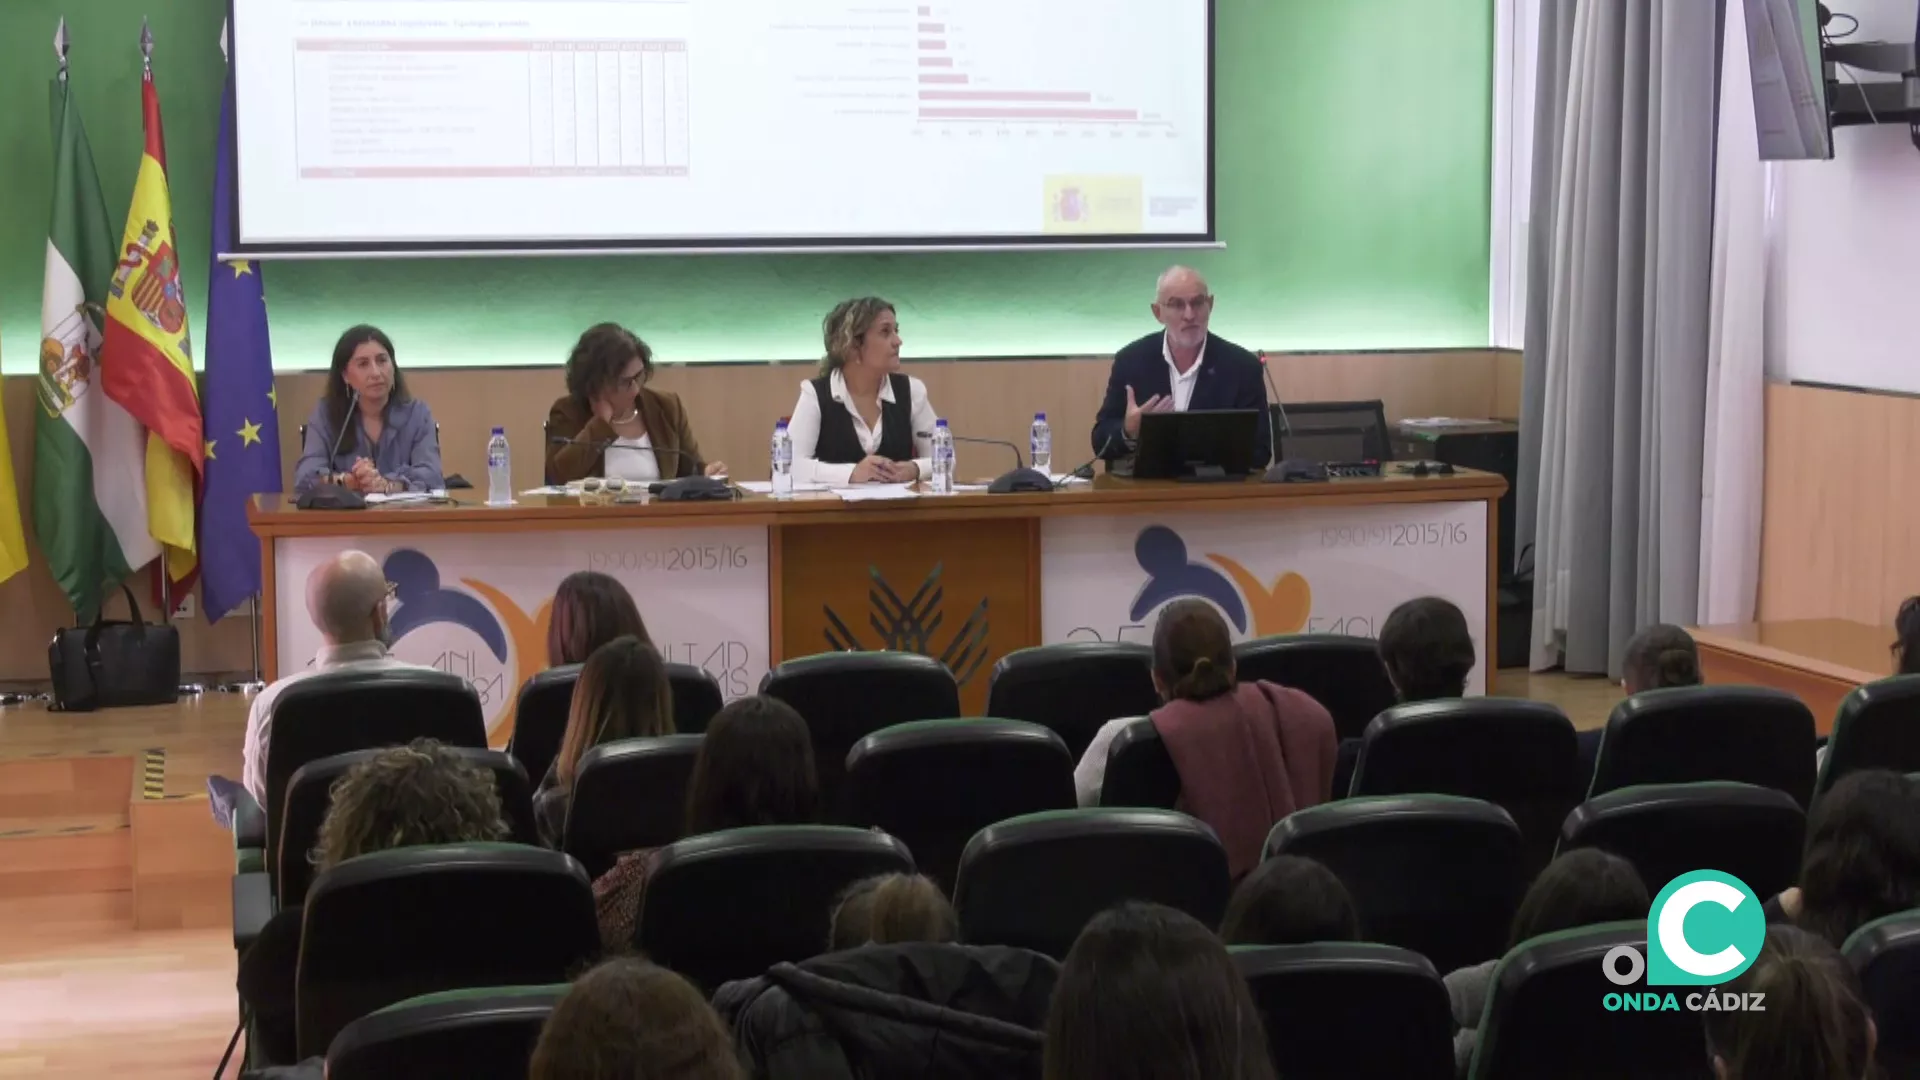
[141,747,166,800]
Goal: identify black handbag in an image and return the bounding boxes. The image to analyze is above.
[48,584,181,712]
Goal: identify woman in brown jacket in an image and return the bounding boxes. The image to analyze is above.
[545,323,728,484]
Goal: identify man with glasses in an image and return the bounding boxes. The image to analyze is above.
[1090,266,1272,467]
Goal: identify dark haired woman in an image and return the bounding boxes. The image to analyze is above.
[1578,623,1706,786]
[533,637,675,846]
[786,297,940,485]
[546,322,726,485]
[1703,925,1877,1080]
[1073,599,1336,878]
[1894,596,1920,675]
[293,325,443,495]
[546,570,651,667]
[531,958,745,1080]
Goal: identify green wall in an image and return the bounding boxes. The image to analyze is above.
[0,0,1493,374]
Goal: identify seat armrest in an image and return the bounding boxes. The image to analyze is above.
[233,789,266,851]
[233,871,274,953]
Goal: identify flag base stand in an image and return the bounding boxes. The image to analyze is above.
[0,692,45,707]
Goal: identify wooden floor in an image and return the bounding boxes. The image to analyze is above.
[0,670,1619,1076]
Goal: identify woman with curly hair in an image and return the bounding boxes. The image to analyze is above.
[544,322,727,485]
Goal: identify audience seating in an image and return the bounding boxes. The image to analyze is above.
[1265,795,1526,973]
[276,748,538,905]
[295,844,598,1060]
[504,665,582,790]
[666,662,725,734]
[983,642,1158,760]
[261,669,488,872]
[1469,921,1711,1079]
[1817,674,1920,797]
[1843,909,1920,1079]
[953,808,1231,959]
[761,652,960,815]
[1099,717,1180,809]
[1232,635,1398,741]
[562,734,704,878]
[1348,699,1579,874]
[1232,943,1455,1080]
[637,825,914,990]
[843,719,1076,892]
[1558,781,1804,901]
[325,985,565,1080]
[1588,686,1816,806]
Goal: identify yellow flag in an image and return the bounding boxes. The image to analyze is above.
[0,339,28,584]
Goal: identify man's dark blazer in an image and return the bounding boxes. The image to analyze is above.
[1090,331,1272,468]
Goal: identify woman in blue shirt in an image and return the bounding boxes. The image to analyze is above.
[294,325,443,495]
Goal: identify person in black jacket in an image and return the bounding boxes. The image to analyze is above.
[1090,266,1271,467]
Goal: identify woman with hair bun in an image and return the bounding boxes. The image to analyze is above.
[1073,600,1337,878]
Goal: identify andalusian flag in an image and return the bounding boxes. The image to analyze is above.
[101,53,203,584]
[0,341,27,586]
[37,44,161,621]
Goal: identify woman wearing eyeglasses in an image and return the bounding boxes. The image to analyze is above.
[545,323,728,485]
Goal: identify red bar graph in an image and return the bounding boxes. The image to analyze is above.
[919,39,947,49]
[919,22,945,32]
[919,73,970,85]
[918,56,953,67]
[920,90,1094,103]
[919,106,1140,122]
[918,4,931,13]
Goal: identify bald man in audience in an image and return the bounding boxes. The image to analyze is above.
[240,550,426,804]
[1091,266,1272,467]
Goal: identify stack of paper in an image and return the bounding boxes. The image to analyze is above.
[832,483,920,503]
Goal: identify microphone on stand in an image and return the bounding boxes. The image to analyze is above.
[1258,352,1323,485]
[296,390,368,509]
[545,435,734,501]
[1053,433,1118,489]
[916,431,1052,494]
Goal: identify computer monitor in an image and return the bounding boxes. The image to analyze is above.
[1129,409,1262,480]
[1276,400,1393,463]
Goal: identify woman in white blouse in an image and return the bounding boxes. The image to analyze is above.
[787,297,938,485]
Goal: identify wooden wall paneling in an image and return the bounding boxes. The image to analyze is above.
[1757,384,1897,625]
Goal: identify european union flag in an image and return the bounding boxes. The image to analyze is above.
[199,61,279,622]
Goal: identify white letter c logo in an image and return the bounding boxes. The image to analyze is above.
[1658,879,1748,978]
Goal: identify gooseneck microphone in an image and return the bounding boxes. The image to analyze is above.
[916,430,1052,494]
[327,389,361,475]
[1054,433,1117,489]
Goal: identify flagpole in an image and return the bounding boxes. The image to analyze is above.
[215,595,266,694]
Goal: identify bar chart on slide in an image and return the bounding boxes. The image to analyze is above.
[911,2,1174,129]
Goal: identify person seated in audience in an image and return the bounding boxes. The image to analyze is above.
[241,549,426,804]
[1894,595,1920,675]
[1577,622,1704,786]
[828,873,958,952]
[1769,769,1920,946]
[293,325,443,496]
[533,636,674,846]
[1703,925,1877,1080]
[1218,855,1361,946]
[1445,847,1648,1073]
[547,570,652,666]
[240,739,512,1066]
[1335,595,1480,795]
[1072,599,1337,878]
[530,957,744,1080]
[1045,902,1276,1080]
[545,322,727,485]
[786,297,937,485]
[595,695,818,950]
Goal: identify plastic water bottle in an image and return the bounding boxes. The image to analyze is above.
[486,427,512,506]
[930,419,955,495]
[770,418,794,499]
[1030,412,1052,475]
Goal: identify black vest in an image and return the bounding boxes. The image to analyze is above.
[810,373,914,464]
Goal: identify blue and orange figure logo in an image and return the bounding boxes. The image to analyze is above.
[384,549,552,746]
[1130,525,1311,636]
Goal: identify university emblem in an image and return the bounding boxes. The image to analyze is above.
[37,303,103,418]
[110,218,190,346]
[822,563,991,686]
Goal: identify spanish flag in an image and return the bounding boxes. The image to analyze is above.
[101,66,203,584]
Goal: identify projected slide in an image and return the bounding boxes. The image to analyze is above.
[233,0,1212,249]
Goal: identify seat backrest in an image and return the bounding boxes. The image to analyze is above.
[504,665,581,789]
[1350,699,1579,875]
[1266,795,1526,973]
[296,844,598,1059]
[1844,909,1920,1079]
[1558,781,1805,901]
[954,808,1231,960]
[325,985,566,1080]
[1819,674,1920,797]
[1471,922,1711,1079]
[278,747,539,905]
[563,734,704,878]
[637,825,915,991]
[265,668,488,867]
[844,719,1076,892]
[1233,635,1397,741]
[667,662,725,734]
[761,652,961,815]
[1232,943,1454,1080]
[1591,686,1816,806]
[1100,717,1181,809]
[984,643,1158,760]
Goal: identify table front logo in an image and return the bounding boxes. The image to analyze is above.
[822,563,991,686]
[1131,525,1312,636]
[385,548,551,743]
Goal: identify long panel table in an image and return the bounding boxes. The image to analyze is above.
[252,470,1507,744]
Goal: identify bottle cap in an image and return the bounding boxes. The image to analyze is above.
[491,426,504,435]
[1035,412,1047,421]
[935,418,948,427]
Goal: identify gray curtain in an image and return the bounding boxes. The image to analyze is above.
[1516,0,1721,677]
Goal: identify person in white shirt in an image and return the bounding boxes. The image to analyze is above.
[786,297,938,486]
[240,549,427,804]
